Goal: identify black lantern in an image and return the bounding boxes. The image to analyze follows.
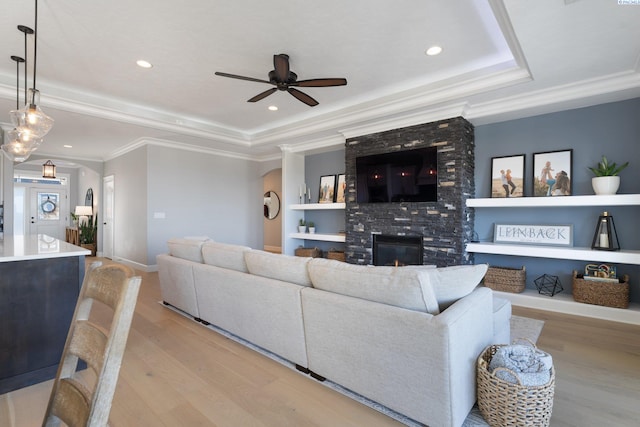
[42,159,56,178]
[591,211,620,251]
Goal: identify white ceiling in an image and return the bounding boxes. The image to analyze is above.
[1,0,639,163]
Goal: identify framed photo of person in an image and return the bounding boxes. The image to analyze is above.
[490,154,525,198]
[335,174,346,203]
[533,149,573,197]
[318,175,337,203]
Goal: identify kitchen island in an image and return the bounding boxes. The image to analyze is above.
[0,234,90,394]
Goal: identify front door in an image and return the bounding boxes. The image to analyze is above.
[28,188,68,240]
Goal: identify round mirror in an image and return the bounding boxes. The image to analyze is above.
[263,191,280,220]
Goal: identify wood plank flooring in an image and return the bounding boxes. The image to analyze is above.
[2,258,639,426]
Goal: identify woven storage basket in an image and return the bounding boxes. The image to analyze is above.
[326,250,346,262]
[483,266,526,293]
[477,343,555,427]
[294,247,322,258]
[572,270,629,309]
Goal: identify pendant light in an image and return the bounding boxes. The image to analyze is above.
[9,0,54,140]
[2,53,42,162]
[42,160,56,178]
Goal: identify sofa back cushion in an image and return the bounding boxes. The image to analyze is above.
[307,258,440,314]
[202,242,251,273]
[167,237,211,263]
[420,264,489,310]
[245,250,312,287]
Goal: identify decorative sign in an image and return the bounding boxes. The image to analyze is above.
[493,223,573,247]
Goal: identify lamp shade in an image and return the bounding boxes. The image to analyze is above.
[10,89,54,139]
[75,205,93,216]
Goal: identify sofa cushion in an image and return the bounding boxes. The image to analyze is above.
[202,241,251,273]
[421,264,489,310]
[307,258,440,314]
[244,250,312,287]
[167,237,211,263]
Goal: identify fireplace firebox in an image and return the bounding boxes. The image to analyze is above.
[373,235,423,266]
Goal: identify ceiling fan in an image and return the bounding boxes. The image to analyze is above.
[215,54,347,107]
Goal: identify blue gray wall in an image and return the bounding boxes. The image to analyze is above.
[474,97,640,302]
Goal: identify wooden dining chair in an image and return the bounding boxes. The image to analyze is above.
[42,262,142,427]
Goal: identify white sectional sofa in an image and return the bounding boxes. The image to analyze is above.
[157,238,511,427]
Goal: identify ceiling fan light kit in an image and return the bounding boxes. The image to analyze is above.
[215,53,347,107]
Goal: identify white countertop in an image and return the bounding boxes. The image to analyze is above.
[0,234,91,262]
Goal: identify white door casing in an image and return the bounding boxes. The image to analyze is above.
[102,175,115,259]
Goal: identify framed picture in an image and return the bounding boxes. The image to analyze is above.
[318,175,337,203]
[533,149,573,197]
[335,174,346,203]
[494,223,573,247]
[490,154,525,198]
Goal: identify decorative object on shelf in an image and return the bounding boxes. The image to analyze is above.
[490,154,525,198]
[588,155,629,195]
[299,183,307,204]
[335,174,346,203]
[42,160,56,178]
[483,266,526,293]
[533,149,572,197]
[534,274,563,296]
[307,221,315,234]
[327,249,346,262]
[493,223,573,247]
[263,191,280,219]
[590,211,620,251]
[572,270,629,309]
[298,218,306,233]
[318,175,337,203]
[584,263,617,280]
[294,247,322,258]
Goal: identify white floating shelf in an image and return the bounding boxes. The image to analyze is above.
[495,289,640,326]
[290,232,346,243]
[290,203,346,210]
[466,194,640,208]
[466,242,640,265]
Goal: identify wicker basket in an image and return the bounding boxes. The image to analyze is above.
[326,250,346,262]
[477,343,555,427]
[572,270,629,309]
[294,247,322,258]
[483,266,526,293]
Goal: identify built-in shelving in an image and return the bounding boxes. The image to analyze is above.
[290,203,346,210]
[289,232,346,243]
[467,243,640,265]
[466,194,640,208]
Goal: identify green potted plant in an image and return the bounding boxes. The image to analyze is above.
[298,218,306,233]
[307,221,315,234]
[79,213,98,256]
[588,155,629,195]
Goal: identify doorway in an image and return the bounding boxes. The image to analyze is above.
[102,175,115,259]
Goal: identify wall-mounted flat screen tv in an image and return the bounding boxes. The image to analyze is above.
[356,147,437,203]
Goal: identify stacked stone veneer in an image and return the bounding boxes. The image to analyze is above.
[345,117,475,266]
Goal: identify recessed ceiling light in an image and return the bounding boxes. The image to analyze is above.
[136,60,153,69]
[63,144,72,148]
[425,46,443,56]
[268,105,278,111]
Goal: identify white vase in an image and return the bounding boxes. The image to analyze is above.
[591,176,620,195]
[298,225,306,233]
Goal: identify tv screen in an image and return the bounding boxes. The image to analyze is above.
[356,147,437,203]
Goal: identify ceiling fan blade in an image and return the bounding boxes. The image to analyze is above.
[215,72,272,85]
[248,87,277,103]
[292,78,347,87]
[273,54,290,83]
[288,88,319,107]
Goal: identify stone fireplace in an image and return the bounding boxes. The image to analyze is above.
[372,234,423,266]
[344,117,475,266]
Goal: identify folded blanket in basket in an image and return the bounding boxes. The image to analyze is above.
[489,344,553,386]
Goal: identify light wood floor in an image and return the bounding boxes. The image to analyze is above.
[2,259,639,426]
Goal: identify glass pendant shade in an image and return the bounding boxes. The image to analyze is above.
[1,137,41,163]
[10,89,54,139]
